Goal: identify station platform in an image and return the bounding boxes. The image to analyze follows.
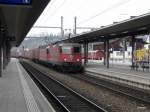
[0,58,55,112]
[85,61,150,90]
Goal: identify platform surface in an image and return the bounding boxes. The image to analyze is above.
[86,61,150,85]
[0,58,55,112]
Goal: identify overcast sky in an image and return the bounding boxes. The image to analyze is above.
[27,0,150,37]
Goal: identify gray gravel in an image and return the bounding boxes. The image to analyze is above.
[27,60,150,112]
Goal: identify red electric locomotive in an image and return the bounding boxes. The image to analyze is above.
[38,43,83,72]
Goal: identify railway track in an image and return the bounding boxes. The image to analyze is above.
[20,61,107,112]
[71,72,150,105]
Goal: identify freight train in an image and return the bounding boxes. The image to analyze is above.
[15,43,83,72]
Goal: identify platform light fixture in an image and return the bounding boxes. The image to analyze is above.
[110,33,116,36]
[122,31,129,34]
[137,27,147,31]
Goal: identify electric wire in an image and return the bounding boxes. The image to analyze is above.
[44,0,67,22]
[38,0,59,23]
[77,0,131,25]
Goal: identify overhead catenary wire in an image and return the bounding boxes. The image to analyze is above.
[39,0,59,22]
[77,0,131,25]
[44,0,67,22]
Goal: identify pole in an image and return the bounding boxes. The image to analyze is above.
[61,16,64,38]
[0,22,2,77]
[0,46,2,77]
[149,33,150,72]
[83,42,88,66]
[83,43,86,65]
[86,42,88,64]
[106,39,109,68]
[104,40,106,65]
[0,23,1,77]
[74,16,77,35]
[3,40,6,69]
[6,40,11,64]
[123,38,126,63]
[92,43,94,60]
[131,36,135,66]
[1,46,3,76]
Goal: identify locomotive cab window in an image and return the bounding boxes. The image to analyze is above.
[62,46,72,54]
[46,49,49,54]
[73,47,80,53]
[46,49,50,54]
[59,46,62,53]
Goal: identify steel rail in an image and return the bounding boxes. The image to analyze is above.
[71,72,150,105]
[20,61,107,112]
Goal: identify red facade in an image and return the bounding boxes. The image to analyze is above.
[88,50,104,60]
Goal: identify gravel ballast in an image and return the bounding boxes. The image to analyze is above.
[25,60,150,112]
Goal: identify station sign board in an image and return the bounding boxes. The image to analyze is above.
[0,0,31,5]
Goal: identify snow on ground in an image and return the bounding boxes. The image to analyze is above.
[87,59,131,66]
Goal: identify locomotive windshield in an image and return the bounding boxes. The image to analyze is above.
[73,47,81,53]
[61,45,81,54]
[62,46,72,54]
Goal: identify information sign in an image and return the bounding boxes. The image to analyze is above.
[0,0,31,5]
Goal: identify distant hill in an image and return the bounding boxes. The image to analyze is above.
[11,34,67,52]
[19,34,67,49]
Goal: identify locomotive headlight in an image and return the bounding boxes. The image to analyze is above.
[64,58,67,61]
[77,59,80,61]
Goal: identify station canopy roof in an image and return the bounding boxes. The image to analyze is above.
[62,12,150,43]
[0,0,51,46]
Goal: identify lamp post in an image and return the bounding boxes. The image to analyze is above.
[149,34,150,72]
